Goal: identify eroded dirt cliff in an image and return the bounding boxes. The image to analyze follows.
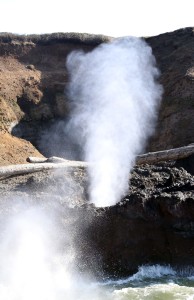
[0,33,110,126]
[0,32,111,162]
[0,29,194,162]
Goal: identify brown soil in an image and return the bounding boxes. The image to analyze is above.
[0,131,43,165]
[0,33,108,164]
[0,55,43,165]
[0,58,43,127]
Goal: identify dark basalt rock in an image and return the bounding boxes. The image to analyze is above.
[0,162,194,278]
[74,163,194,277]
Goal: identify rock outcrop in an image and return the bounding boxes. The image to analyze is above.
[75,162,194,277]
[1,162,194,277]
[147,27,194,150]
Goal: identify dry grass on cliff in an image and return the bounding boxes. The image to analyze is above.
[0,32,112,46]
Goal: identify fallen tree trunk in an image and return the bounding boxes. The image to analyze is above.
[0,144,194,178]
[0,160,88,178]
[29,144,194,166]
[26,156,68,163]
[136,144,194,165]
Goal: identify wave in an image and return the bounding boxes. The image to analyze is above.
[98,264,176,286]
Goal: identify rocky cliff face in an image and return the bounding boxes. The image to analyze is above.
[147,28,194,150]
[0,29,194,162]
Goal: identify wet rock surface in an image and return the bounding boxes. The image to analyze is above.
[1,162,194,278]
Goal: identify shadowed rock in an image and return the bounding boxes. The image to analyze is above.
[0,161,194,278]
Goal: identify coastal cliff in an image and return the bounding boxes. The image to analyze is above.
[0,29,194,277]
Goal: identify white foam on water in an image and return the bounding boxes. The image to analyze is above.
[129,264,176,281]
[97,264,177,286]
[113,283,194,300]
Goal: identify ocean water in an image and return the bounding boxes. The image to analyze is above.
[97,265,194,300]
[0,204,193,300]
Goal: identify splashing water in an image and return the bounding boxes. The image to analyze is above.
[0,201,193,300]
[97,265,194,300]
[0,206,76,300]
[0,201,111,300]
[67,37,162,207]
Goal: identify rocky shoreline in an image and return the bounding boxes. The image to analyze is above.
[0,160,194,278]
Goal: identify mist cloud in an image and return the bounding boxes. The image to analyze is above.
[66,37,162,207]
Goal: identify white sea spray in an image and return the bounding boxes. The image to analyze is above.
[67,37,162,207]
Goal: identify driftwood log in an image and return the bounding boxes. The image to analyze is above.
[136,144,194,165]
[0,160,87,178]
[26,156,68,163]
[0,144,194,178]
